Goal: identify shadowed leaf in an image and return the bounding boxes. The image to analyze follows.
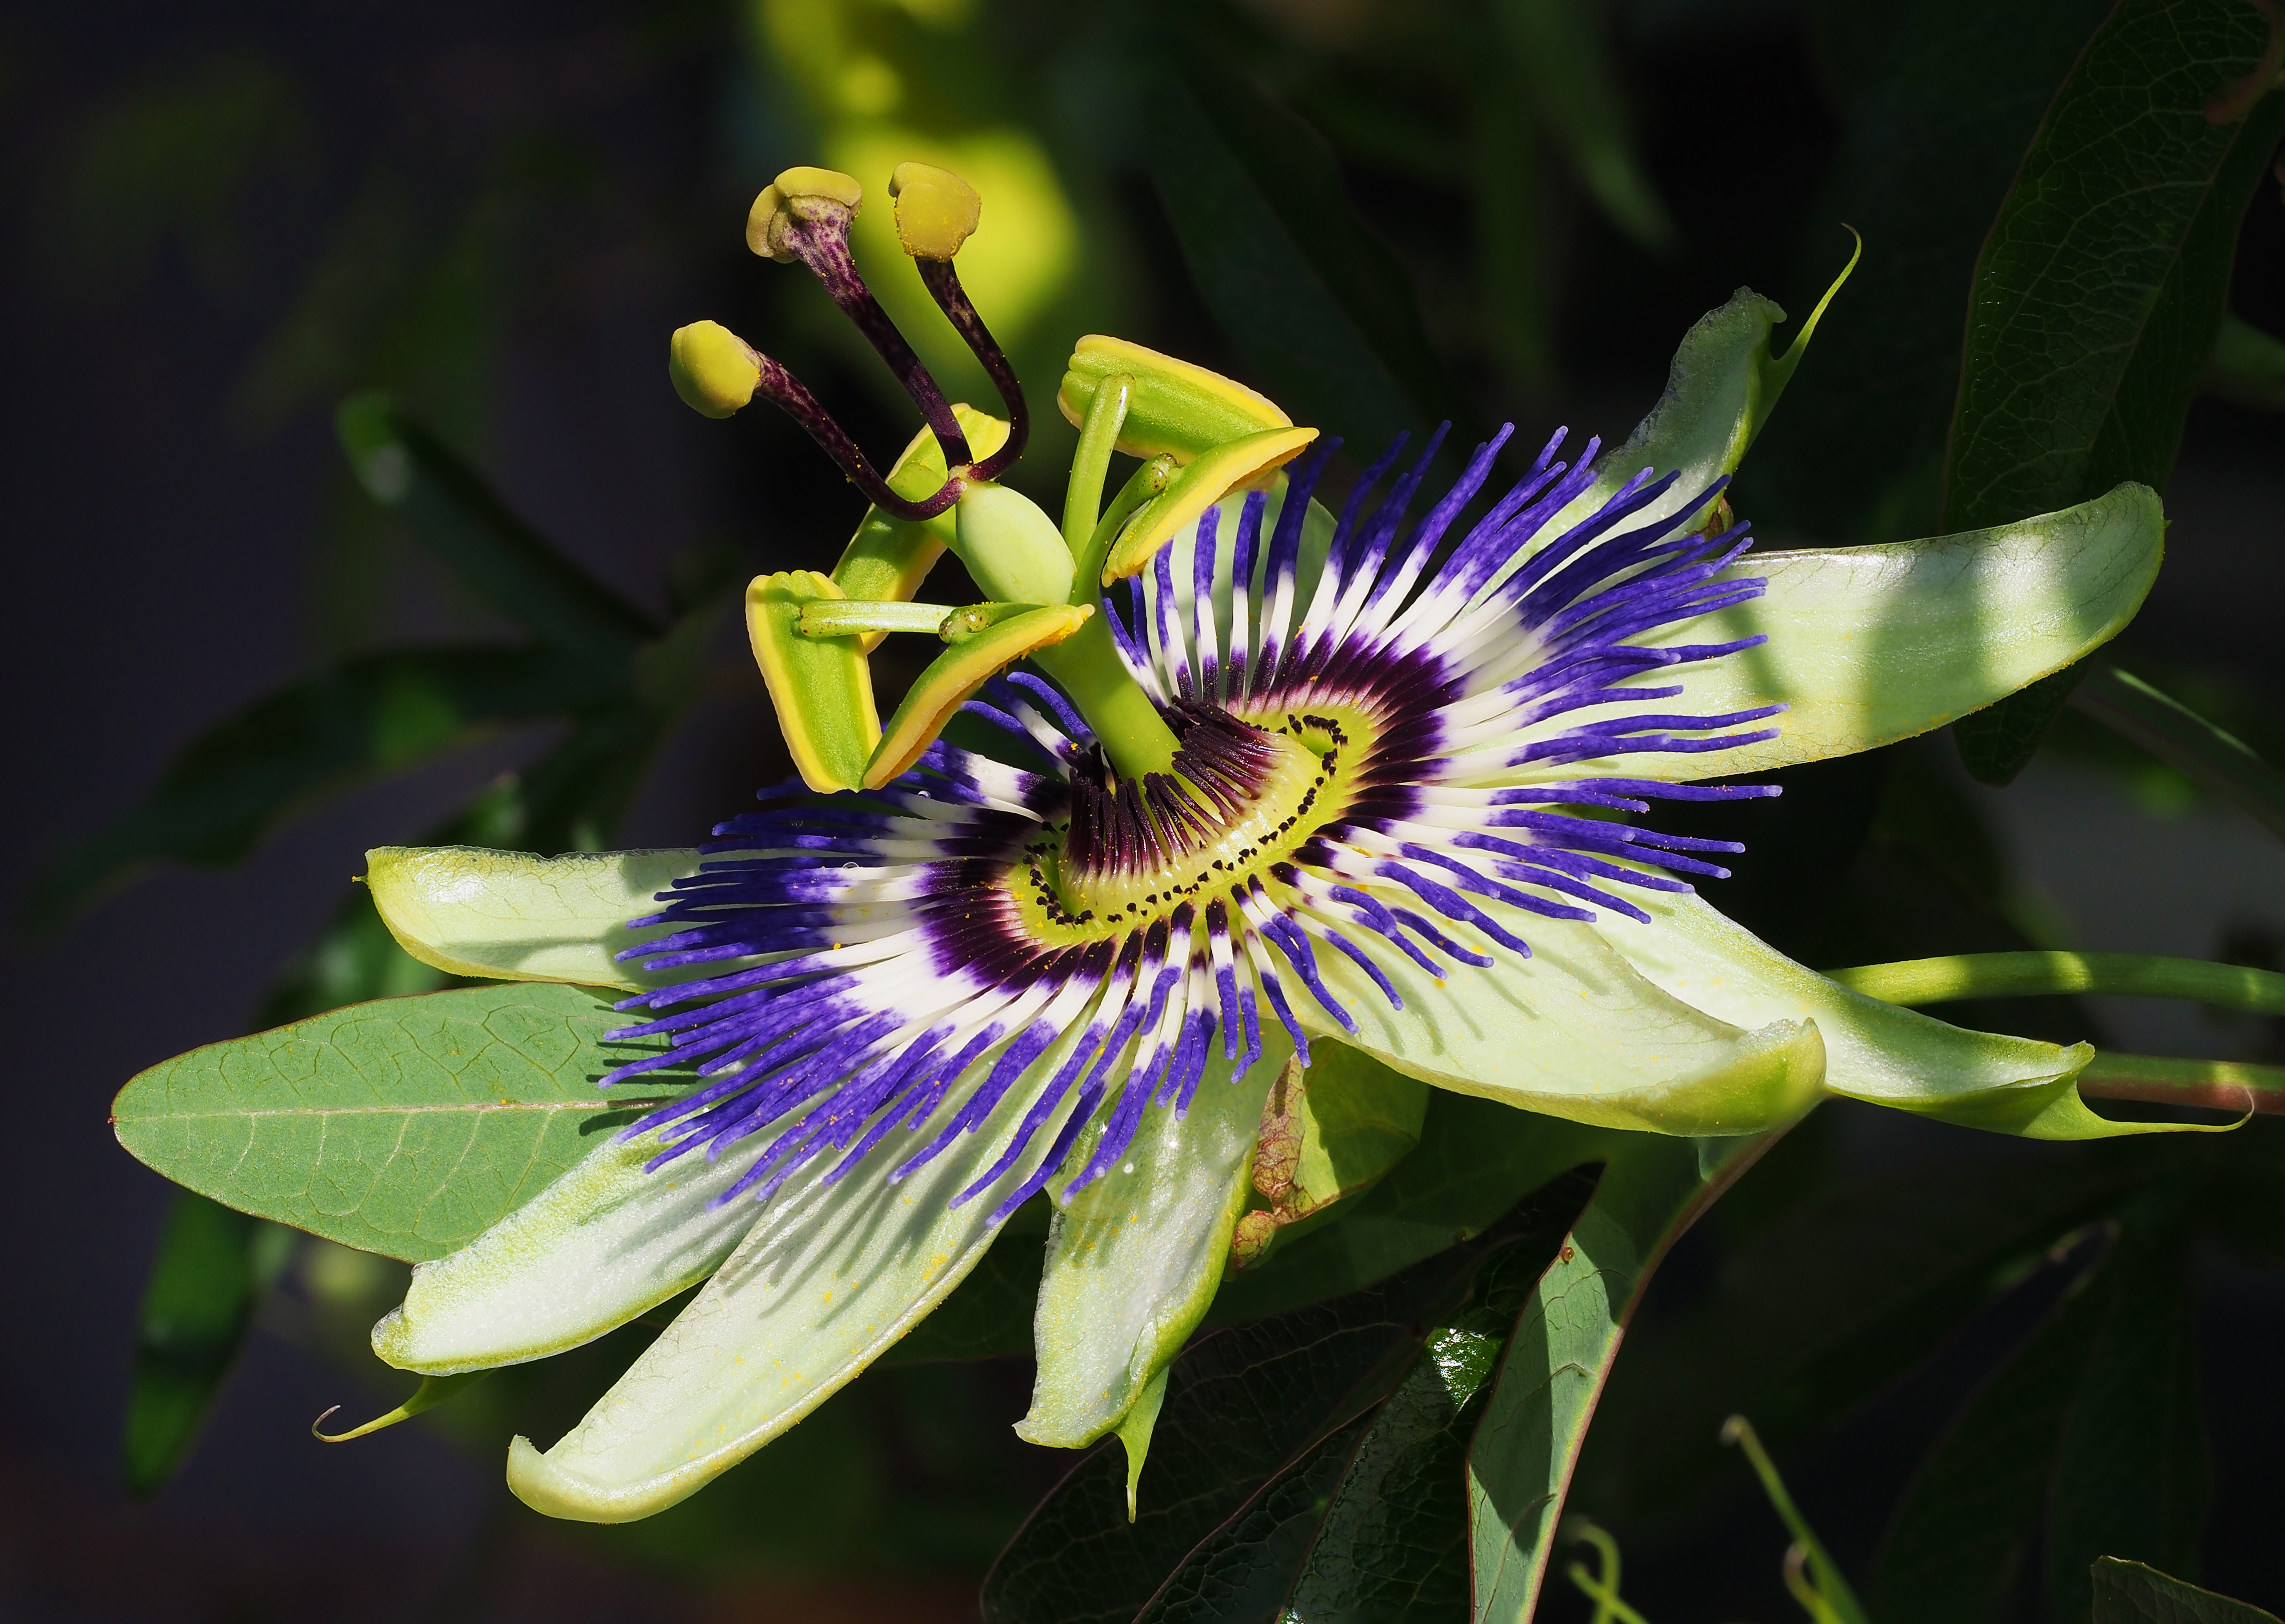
[1944,0,2285,781]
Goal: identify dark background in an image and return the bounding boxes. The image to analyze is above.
[3,1,2280,1619]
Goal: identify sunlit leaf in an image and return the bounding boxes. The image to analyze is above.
[112,983,684,1263]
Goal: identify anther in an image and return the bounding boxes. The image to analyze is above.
[890,162,1028,484]
[667,318,960,521]
[747,166,973,468]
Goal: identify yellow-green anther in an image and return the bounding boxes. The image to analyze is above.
[668,321,762,418]
[1104,426,1320,583]
[864,605,1094,789]
[795,600,952,639]
[745,571,881,793]
[832,405,1011,651]
[888,161,982,261]
[939,602,1043,642]
[954,482,1077,606]
[746,165,863,262]
[1057,335,1292,462]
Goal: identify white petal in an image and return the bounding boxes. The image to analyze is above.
[1018,1033,1288,1448]
[372,1125,767,1375]
[1299,900,1826,1136]
[1507,484,2163,785]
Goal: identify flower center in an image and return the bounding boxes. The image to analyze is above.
[1012,708,1355,935]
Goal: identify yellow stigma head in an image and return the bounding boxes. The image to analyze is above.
[745,166,864,261]
[668,321,762,418]
[888,162,982,260]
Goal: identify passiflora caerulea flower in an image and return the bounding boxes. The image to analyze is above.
[334,165,2164,1521]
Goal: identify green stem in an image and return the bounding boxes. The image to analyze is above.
[1063,372,1132,558]
[2078,1053,2285,1115]
[1035,453,1182,781]
[1720,1416,1871,1624]
[1825,950,2285,1015]
[795,600,952,638]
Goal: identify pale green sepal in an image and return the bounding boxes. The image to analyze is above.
[366,846,701,993]
[372,1124,773,1376]
[1515,482,2165,785]
[1016,1033,1290,1450]
[1298,903,1826,1135]
[503,1061,1050,1523]
[313,1371,486,1441]
[1116,1366,1168,1524]
[1484,258,1853,601]
[1602,888,2223,1140]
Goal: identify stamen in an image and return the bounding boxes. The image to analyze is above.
[748,167,974,468]
[890,163,1030,484]
[668,318,960,522]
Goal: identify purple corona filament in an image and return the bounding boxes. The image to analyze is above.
[601,430,1782,1229]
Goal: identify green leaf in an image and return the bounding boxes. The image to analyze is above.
[2069,664,2285,843]
[2201,313,2285,409]
[112,983,685,1263]
[2043,1195,2210,1624]
[1488,0,1675,251]
[1468,1134,1770,1623]
[1944,0,2285,782]
[364,845,701,991]
[2092,1558,2283,1624]
[1578,1141,2151,1533]
[121,1191,294,1496]
[1871,1188,2210,1624]
[29,645,613,922]
[1144,45,1468,455]
[1021,1037,1287,1450]
[336,391,656,657]
[1218,1198,1593,1623]
[981,1172,1598,1624]
[1745,0,2115,542]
